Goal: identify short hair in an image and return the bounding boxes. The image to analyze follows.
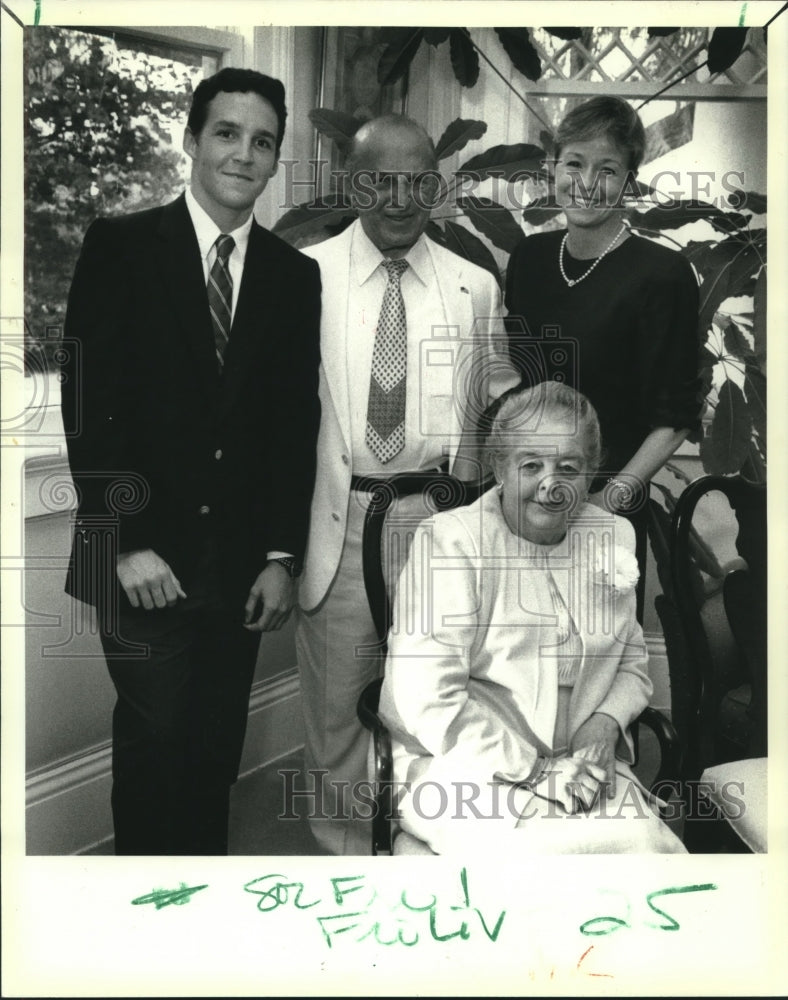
[487,381,603,477]
[345,114,438,174]
[555,96,646,173]
[187,68,287,152]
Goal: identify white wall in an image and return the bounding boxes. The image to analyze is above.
[642,100,767,203]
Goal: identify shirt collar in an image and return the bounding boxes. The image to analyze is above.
[351,219,431,287]
[185,187,253,262]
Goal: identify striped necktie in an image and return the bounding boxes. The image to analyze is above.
[208,234,235,368]
[366,257,409,463]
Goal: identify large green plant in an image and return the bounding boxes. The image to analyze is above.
[273,26,766,484]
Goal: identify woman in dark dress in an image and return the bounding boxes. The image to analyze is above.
[504,96,702,617]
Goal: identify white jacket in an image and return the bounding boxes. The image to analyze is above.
[298,221,518,611]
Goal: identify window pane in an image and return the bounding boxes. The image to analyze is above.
[24,26,214,369]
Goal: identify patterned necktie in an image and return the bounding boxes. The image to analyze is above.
[366,258,409,463]
[207,234,235,368]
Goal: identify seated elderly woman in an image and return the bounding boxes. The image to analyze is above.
[379,381,686,854]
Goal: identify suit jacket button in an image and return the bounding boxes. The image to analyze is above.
[215,449,223,460]
[331,512,340,522]
[199,505,211,516]
[341,454,349,465]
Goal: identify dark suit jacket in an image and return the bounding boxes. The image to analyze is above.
[61,193,321,612]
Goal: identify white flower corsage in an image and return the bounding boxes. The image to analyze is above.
[594,542,639,594]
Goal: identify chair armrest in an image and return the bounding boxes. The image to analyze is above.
[636,706,683,794]
[356,677,394,855]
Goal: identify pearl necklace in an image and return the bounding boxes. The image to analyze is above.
[558,224,627,287]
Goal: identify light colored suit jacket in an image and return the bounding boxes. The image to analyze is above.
[379,488,652,801]
[298,221,517,611]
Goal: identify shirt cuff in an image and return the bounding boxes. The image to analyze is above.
[266,551,294,561]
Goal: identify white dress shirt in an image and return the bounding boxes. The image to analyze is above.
[347,223,453,476]
[185,188,290,565]
[185,187,253,324]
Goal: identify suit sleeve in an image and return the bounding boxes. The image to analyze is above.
[62,219,161,557]
[256,254,322,562]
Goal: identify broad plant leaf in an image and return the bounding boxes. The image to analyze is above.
[742,442,767,483]
[271,194,354,245]
[725,189,767,214]
[709,211,752,235]
[633,199,730,230]
[435,118,487,160]
[442,219,502,286]
[698,233,765,331]
[378,28,424,85]
[449,28,479,86]
[707,27,748,74]
[688,233,756,287]
[457,195,523,253]
[423,28,452,46]
[494,28,542,81]
[378,27,415,43]
[744,364,766,445]
[323,215,356,238]
[522,205,562,226]
[722,318,756,362]
[699,343,721,368]
[307,108,364,152]
[543,27,583,41]
[459,142,546,182]
[630,179,663,199]
[680,239,721,279]
[697,343,718,399]
[699,379,752,474]
[425,219,449,247]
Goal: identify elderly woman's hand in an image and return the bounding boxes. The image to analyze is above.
[571,713,620,797]
[531,755,606,814]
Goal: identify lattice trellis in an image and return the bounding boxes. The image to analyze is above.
[531,27,767,87]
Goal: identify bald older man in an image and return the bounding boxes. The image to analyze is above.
[295,114,517,855]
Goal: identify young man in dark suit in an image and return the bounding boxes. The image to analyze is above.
[61,68,321,855]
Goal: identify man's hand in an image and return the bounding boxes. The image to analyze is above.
[570,713,620,798]
[243,561,295,632]
[116,549,186,610]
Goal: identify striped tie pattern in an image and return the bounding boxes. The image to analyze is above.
[366,258,409,463]
[208,234,235,368]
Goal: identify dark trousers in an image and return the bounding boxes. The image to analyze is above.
[98,546,260,855]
